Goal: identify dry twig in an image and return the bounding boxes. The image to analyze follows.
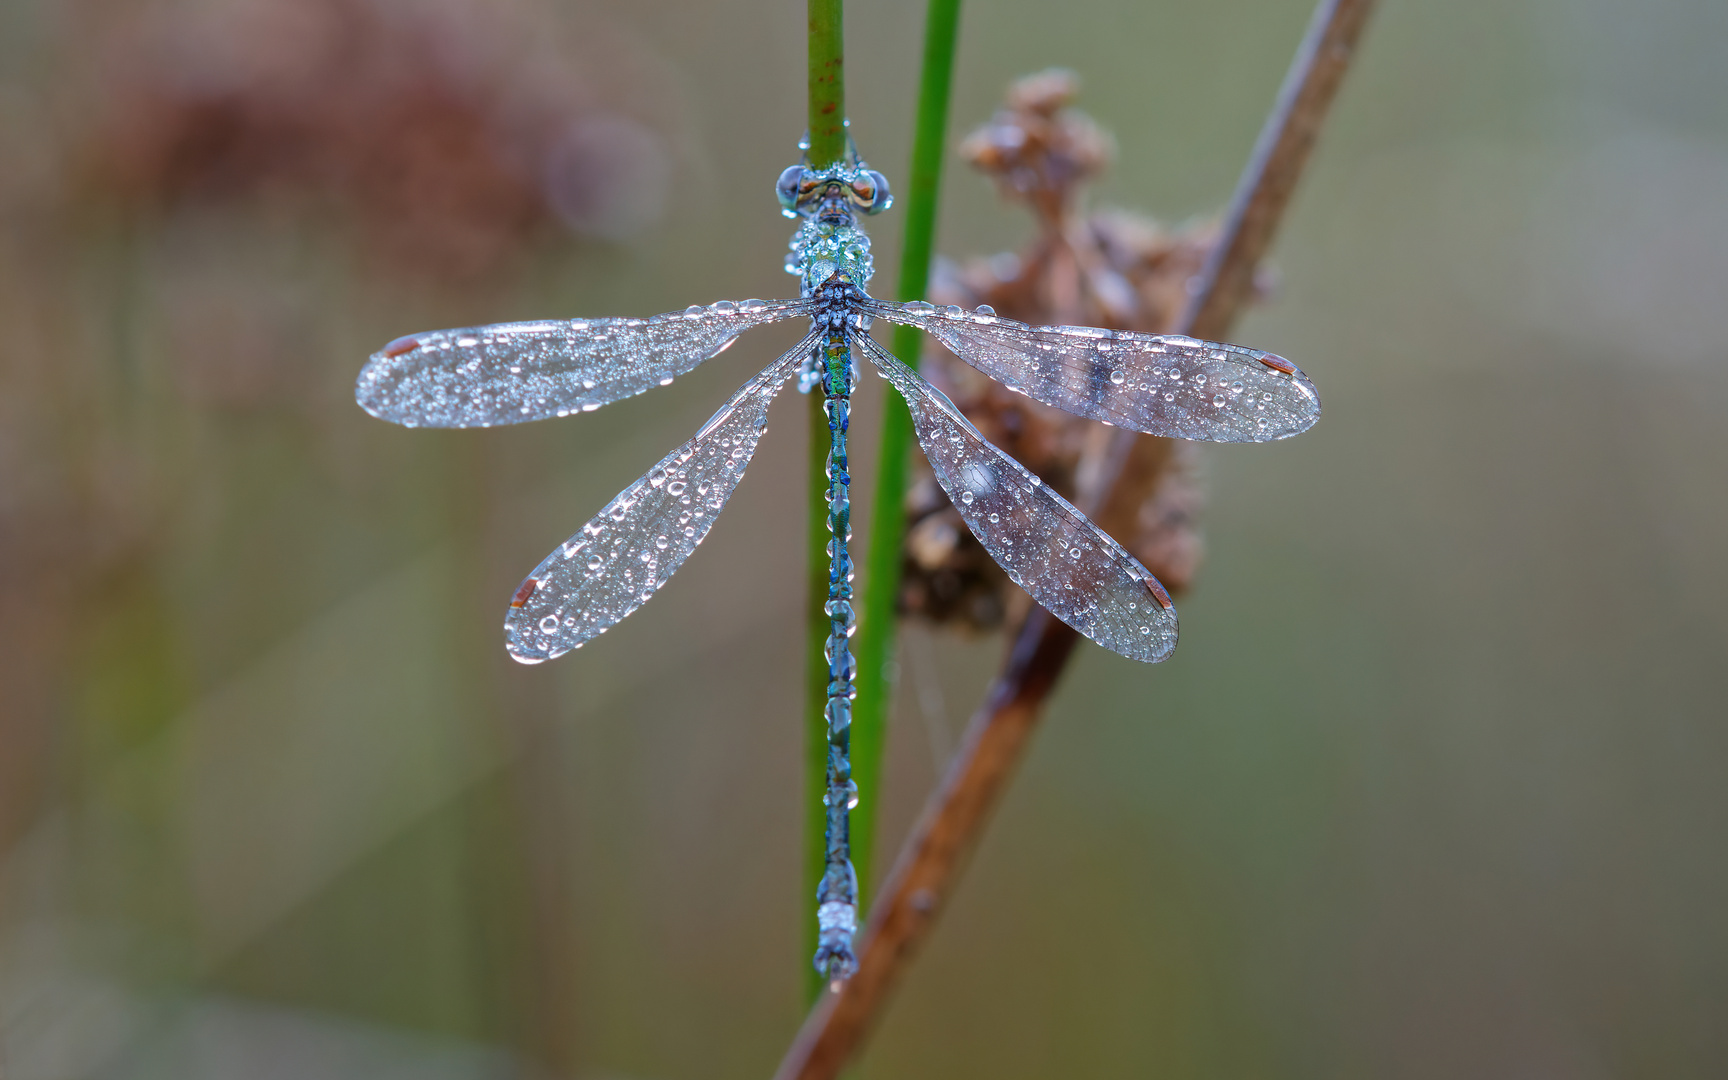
[773,2,1376,1076]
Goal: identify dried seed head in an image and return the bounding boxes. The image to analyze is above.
[902,73,1275,636]
[959,68,1115,230]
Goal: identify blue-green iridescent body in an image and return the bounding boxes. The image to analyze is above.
[780,150,888,983]
[814,321,859,983]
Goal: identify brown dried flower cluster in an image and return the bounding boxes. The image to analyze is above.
[64,0,671,279]
[900,70,1266,634]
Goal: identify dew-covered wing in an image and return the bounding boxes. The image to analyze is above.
[505,333,816,663]
[861,335,1177,663]
[869,301,1320,443]
[358,299,809,428]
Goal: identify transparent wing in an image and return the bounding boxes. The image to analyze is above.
[859,334,1177,663]
[505,331,817,663]
[866,300,1320,442]
[357,298,810,428]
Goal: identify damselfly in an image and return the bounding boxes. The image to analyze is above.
[356,140,1320,983]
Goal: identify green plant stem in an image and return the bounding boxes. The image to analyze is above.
[804,0,846,1001]
[848,0,963,923]
[807,0,847,167]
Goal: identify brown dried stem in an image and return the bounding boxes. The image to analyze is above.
[772,1,1376,1076]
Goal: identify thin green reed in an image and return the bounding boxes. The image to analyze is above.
[802,0,963,997]
[804,0,848,999]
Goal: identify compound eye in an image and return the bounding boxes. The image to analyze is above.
[776,166,806,212]
[856,170,892,214]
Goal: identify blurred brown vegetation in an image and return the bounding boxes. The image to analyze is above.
[66,0,671,275]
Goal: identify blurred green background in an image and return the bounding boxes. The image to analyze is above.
[3,0,1725,1076]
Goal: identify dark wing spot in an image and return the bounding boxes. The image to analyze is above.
[383,334,423,358]
[510,578,539,608]
[1257,352,1298,375]
[1145,578,1174,610]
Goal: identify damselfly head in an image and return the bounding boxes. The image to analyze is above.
[775,164,892,219]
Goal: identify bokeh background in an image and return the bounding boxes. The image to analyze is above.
[3,0,1726,1076]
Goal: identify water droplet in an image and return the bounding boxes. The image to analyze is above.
[710,300,737,314]
[587,555,604,570]
[1164,391,1175,401]
[976,304,996,315]
[1212,393,1225,407]
[989,513,1000,523]
[1231,380,1244,393]
[655,535,669,550]
[538,615,559,633]
[905,300,934,314]
[1109,369,1126,386]
[685,305,704,318]
[1193,374,1207,386]
[667,480,686,496]
[960,490,975,505]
